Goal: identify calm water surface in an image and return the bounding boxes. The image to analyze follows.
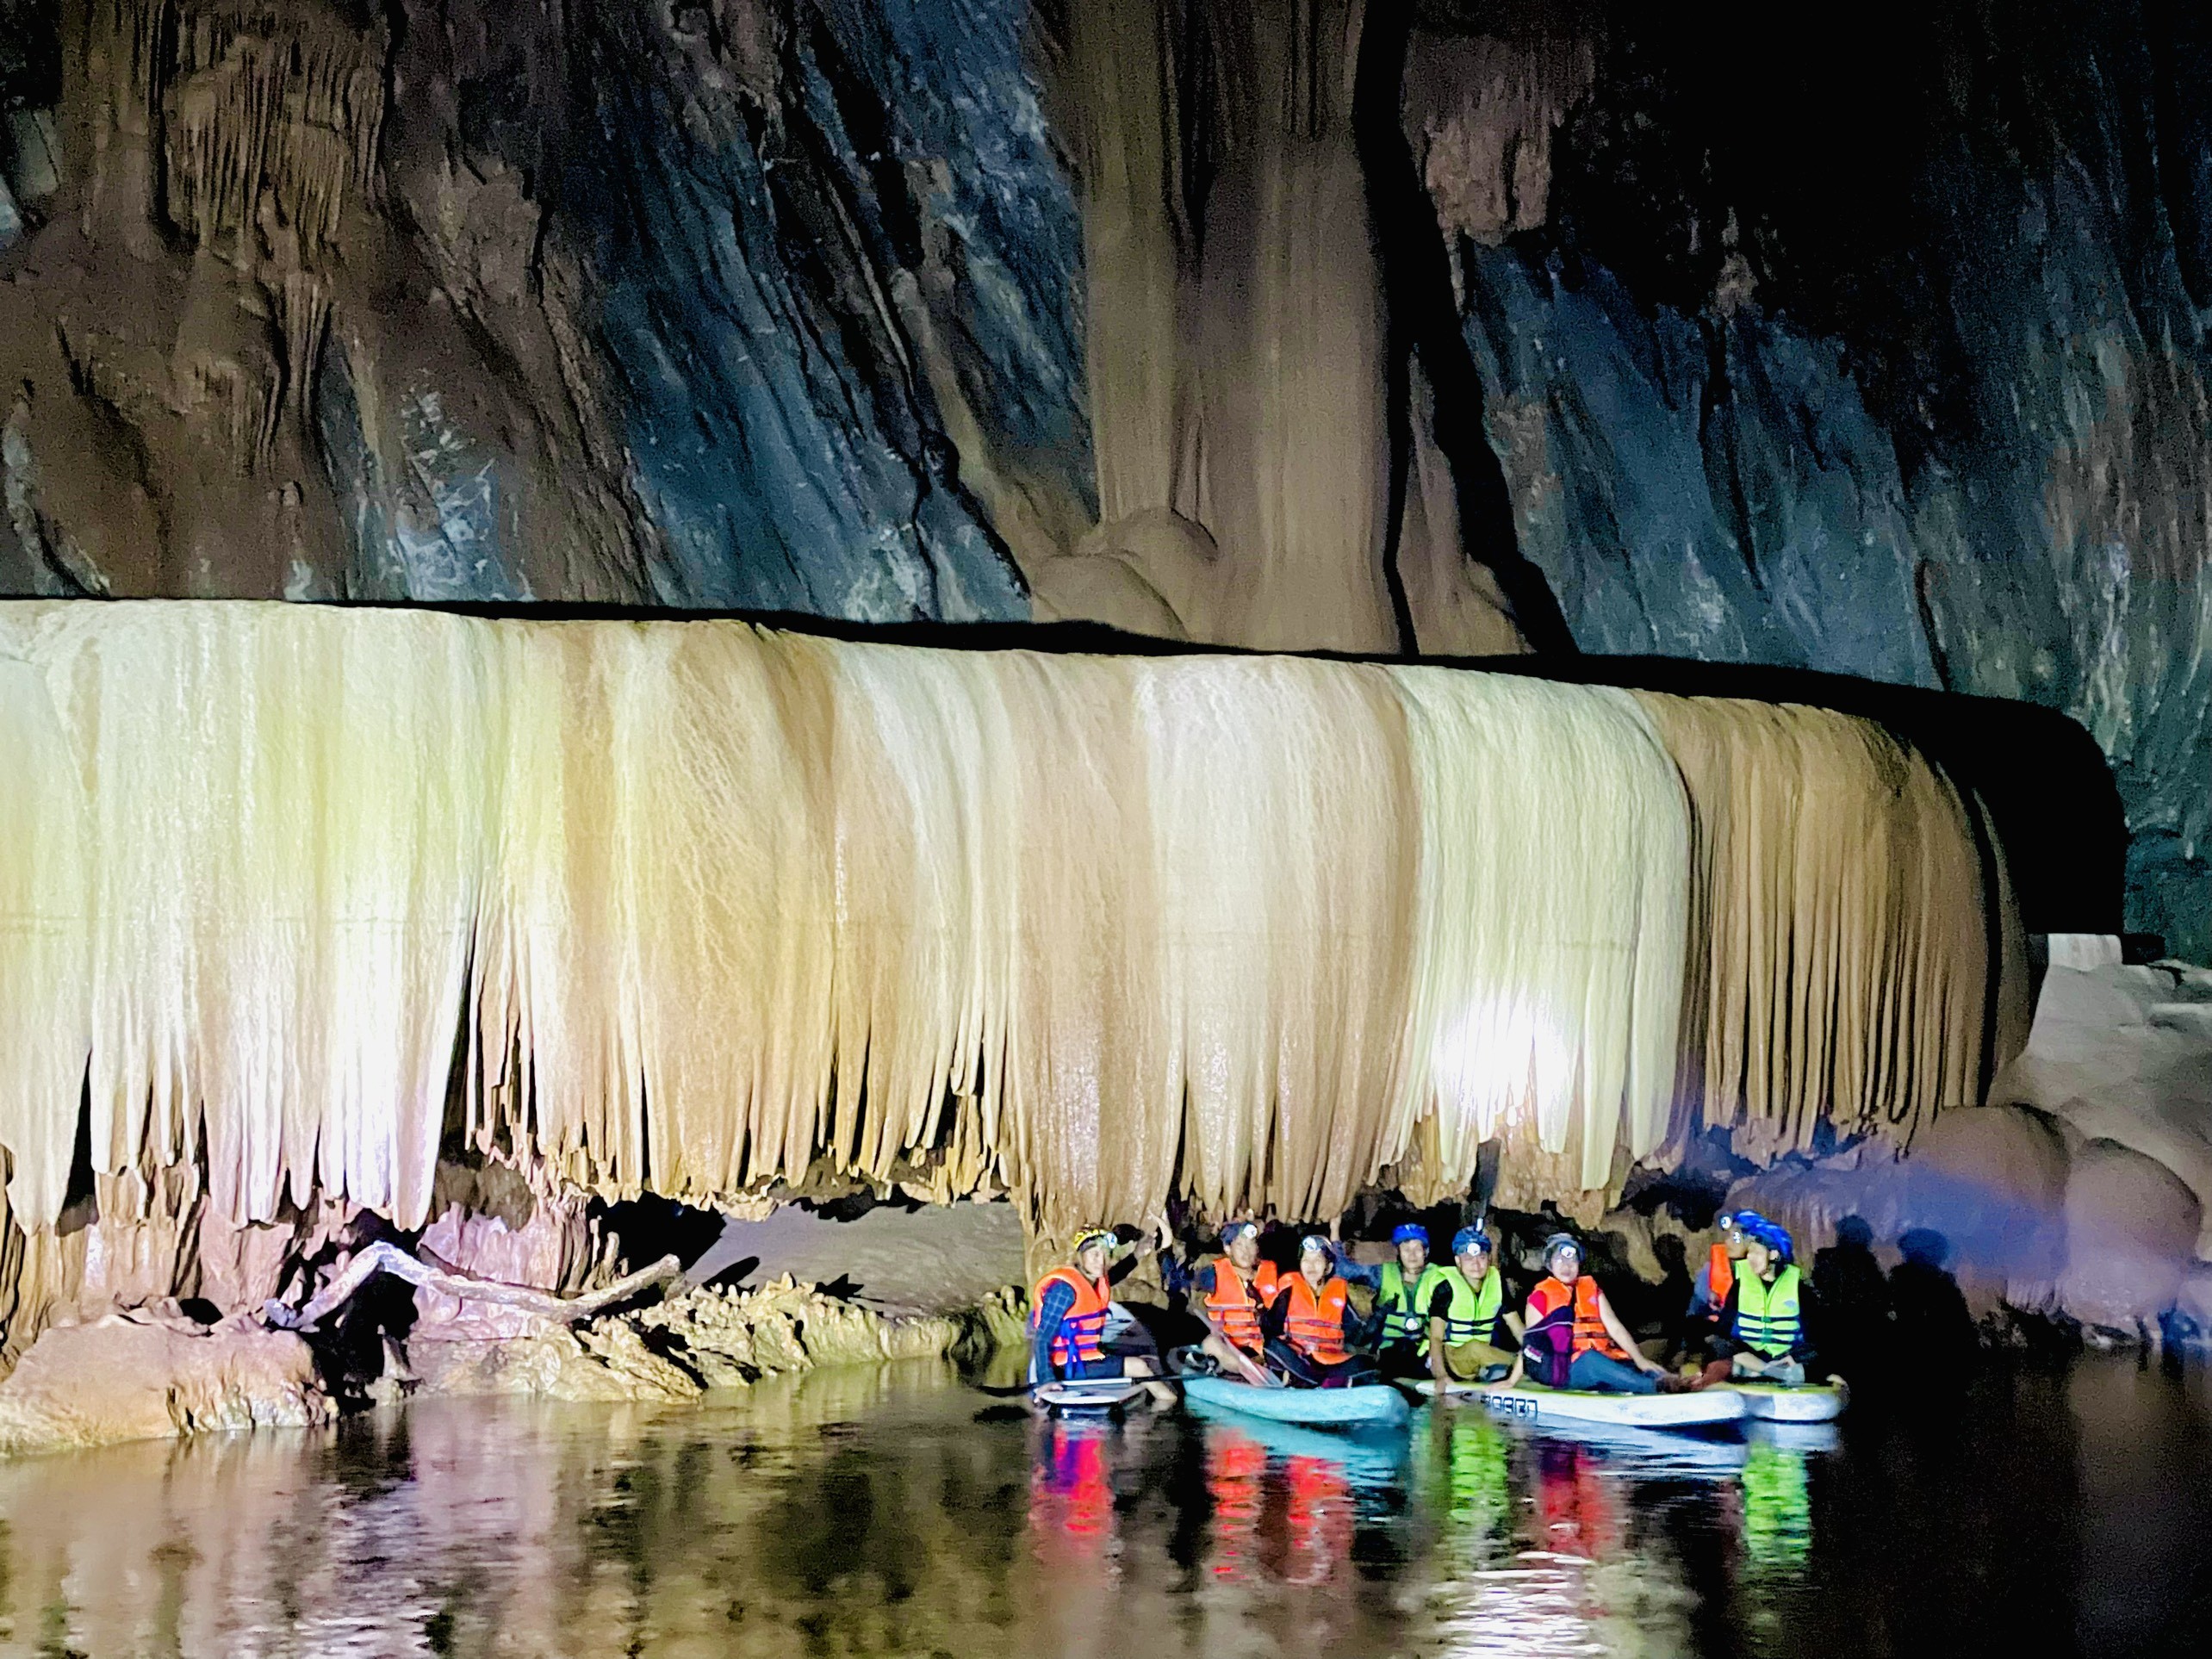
[0,1355,2205,1657]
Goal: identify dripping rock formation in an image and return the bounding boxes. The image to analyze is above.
[0,0,2209,1430]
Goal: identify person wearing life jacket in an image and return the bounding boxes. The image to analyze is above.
[1723,1219,1817,1385]
[1366,1222,1447,1378]
[1687,1211,1758,1328]
[1028,1227,1173,1400]
[1259,1235,1379,1388]
[1426,1226,1521,1388]
[1488,1233,1675,1395]
[1192,1220,1282,1383]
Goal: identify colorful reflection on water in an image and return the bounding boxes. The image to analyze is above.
[0,1356,2204,1656]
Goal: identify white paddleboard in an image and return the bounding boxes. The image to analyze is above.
[1414,1378,1747,1430]
[1032,1378,1146,1414]
[1726,1378,1849,1422]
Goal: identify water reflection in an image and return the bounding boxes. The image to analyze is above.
[0,1358,2203,1656]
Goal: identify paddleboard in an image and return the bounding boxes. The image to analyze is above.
[1726,1378,1848,1422]
[1187,1407,1411,1485]
[1181,1374,1411,1431]
[1748,1419,1842,1455]
[1414,1378,1746,1430]
[1031,1378,1147,1414]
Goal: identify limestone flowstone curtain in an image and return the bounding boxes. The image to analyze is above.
[0,603,1997,1236]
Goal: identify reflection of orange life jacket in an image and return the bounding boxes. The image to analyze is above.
[1202,1257,1281,1353]
[1205,1430,1266,1580]
[1531,1274,1629,1360]
[1708,1241,1736,1307]
[1281,1275,1354,1365]
[1032,1265,1111,1369]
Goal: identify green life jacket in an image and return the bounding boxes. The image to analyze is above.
[1380,1264,1503,1351]
[1734,1264,1804,1358]
[1378,1261,1450,1346]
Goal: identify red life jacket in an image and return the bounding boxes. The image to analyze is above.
[1530,1274,1630,1361]
[1202,1256,1281,1354]
[1280,1274,1354,1365]
[1708,1241,1736,1307]
[1032,1264,1110,1369]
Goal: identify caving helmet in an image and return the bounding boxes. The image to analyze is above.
[1390,1222,1430,1246]
[1298,1233,1334,1262]
[1542,1231,1583,1267]
[1745,1217,1796,1267]
[1072,1227,1116,1259]
[1451,1225,1493,1259]
[1220,1219,1261,1246]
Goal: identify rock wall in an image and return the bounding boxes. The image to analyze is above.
[1438,0,2212,957]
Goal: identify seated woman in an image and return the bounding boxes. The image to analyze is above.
[1028,1227,1174,1402]
[1488,1233,1675,1395]
[1260,1235,1380,1388]
[1721,1219,1817,1385]
[1190,1220,1281,1384]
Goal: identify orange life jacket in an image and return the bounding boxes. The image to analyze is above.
[1531,1274,1630,1361]
[1707,1241,1736,1307]
[1032,1264,1111,1369]
[1280,1274,1354,1365]
[1202,1256,1281,1354]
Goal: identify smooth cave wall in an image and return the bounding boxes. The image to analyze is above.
[0,0,2188,948]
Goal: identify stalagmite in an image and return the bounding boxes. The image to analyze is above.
[0,602,2004,1255]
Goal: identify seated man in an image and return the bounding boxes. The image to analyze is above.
[1190,1220,1280,1384]
[1362,1222,1449,1380]
[1028,1227,1173,1401]
[1723,1219,1817,1385]
[1260,1235,1380,1388]
[1489,1233,1675,1395]
[1426,1226,1521,1386]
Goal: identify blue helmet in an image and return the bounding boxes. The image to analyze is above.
[1390,1222,1430,1247]
[1220,1219,1260,1246]
[1451,1225,1493,1258]
[1298,1233,1334,1259]
[1746,1218,1795,1265]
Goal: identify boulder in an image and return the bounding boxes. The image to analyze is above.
[2057,1141,2201,1330]
[1995,960,2212,1258]
[0,1314,330,1456]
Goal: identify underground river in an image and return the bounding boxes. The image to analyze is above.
[0,1354,2205,1657]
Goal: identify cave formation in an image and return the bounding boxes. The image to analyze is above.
[0,0,2208,1449]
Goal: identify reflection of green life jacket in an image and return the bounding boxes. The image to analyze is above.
[1742,1444,1812,1572]
[1735,1264,1804,1358]
[1380,1264,1503,1351]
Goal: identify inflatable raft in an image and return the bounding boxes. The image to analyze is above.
[1414,1379,1747,1430]
[1181,1374,1413,1431]
[1726,1379,1849,1422]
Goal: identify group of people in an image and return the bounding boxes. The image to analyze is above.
[1028,1209,1817,1395]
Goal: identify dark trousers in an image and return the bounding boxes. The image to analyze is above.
[1265,1337,1378,1389]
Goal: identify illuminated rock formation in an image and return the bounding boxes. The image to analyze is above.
[0,602,2005,1277]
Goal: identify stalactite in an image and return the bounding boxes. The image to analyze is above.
[1053,0,1512,655]
[1635,693,1993,1159]
[0,603,2004,1246]
[1388,670,1690,1196]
